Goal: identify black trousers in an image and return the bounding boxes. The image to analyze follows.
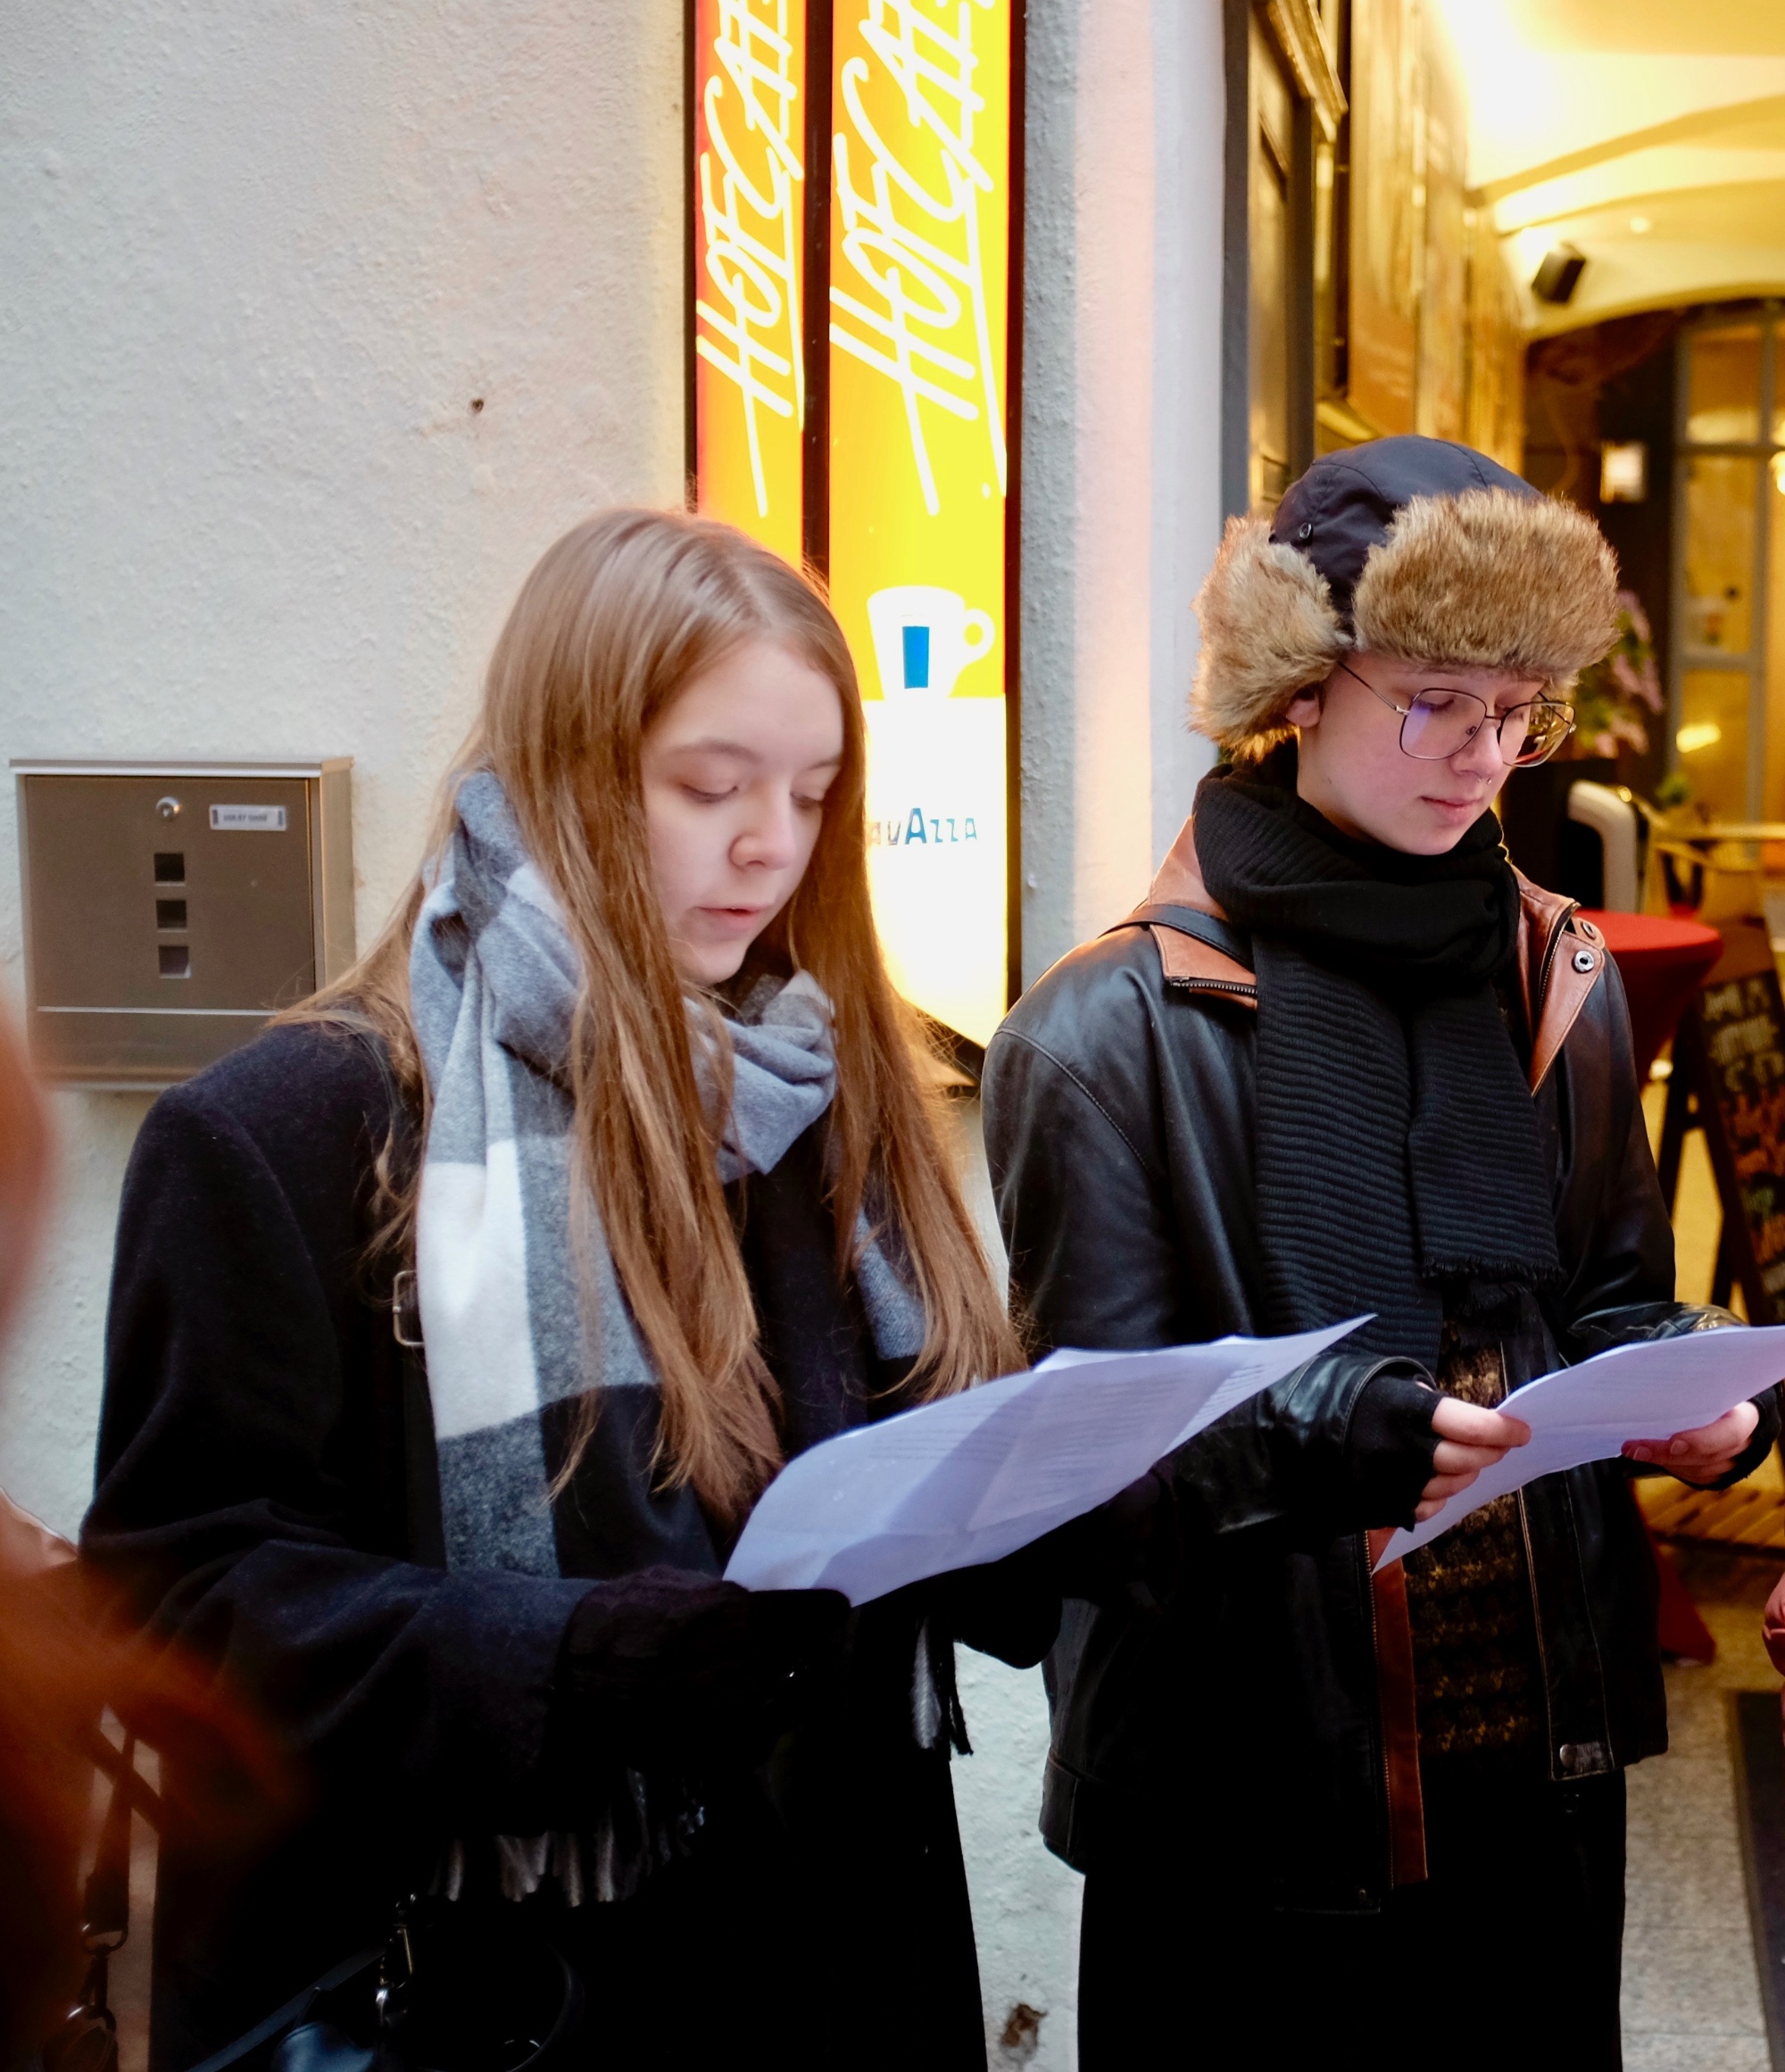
[1078,1762,1627,2071]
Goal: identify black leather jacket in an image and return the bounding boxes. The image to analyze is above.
[982,821,1779,1910]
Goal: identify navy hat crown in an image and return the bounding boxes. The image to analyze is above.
[1270,436,1540,624]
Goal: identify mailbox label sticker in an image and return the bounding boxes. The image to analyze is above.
[210,804,287,832]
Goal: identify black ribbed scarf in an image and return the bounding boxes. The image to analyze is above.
[1192,748,1559,1369]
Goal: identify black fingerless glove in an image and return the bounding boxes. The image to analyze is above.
[1345,1367,1440,1530]
[558,1567,850,1773]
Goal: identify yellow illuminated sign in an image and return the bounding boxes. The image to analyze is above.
[829,0,1012,1048]
[693,0,1017,1045]
[693,0,809,565]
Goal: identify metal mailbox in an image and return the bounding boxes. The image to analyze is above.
[12,759,354,1088]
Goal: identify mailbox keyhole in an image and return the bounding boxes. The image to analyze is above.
[154,852,185,884]
[158,944,191,979]
[155,899,187,930]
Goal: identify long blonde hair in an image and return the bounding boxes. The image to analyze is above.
[295,509,1020,1522]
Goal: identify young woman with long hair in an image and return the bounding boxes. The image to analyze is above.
[85,510,1037,2071]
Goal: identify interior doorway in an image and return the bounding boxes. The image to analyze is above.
[1673,308,1785,821]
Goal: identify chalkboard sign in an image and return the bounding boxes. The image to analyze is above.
[1661,920,1785,1323]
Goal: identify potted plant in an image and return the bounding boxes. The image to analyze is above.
[1569,592,1665,762]
[1499,590,1662,897]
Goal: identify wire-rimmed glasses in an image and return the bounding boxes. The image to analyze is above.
[1334,659,1575,767]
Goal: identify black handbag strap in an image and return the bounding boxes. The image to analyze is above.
[1104,901,1252,968]
[180,1950,384,2072]
[34,1729,143,2072]
[82,1731,137,1952]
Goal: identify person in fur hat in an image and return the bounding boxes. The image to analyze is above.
[983,436,1782,2069]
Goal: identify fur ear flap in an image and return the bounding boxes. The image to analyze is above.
[1191,515,1347,755]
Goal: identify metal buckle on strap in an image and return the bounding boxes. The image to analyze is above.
[392,1269,424,1350]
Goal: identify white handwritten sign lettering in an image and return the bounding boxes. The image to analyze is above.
[830,0,1005,517]
[695,1,805,519]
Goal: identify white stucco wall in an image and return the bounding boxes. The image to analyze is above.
[0,0,686,1527]
[1,4,1226,2065]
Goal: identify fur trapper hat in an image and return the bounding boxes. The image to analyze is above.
[1191,436,1621,758]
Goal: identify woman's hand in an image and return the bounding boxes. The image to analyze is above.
[1623,1399,1762,1486]
[1414,1399,1532,1523]
[562,1569,850,1772]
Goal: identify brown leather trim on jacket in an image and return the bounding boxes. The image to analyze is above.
[1366,1527,1428,1886]
[1144,818,1260,999]
[1523,888,1601,1094]
[1137,815,1606,1887]
[1148,925,1257,994]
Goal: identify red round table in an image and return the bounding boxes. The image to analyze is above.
[1574,911,1724,1082]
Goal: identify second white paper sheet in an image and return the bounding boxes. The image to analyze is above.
[725,1317,1367,1603]
[1376,1323,1785,1569]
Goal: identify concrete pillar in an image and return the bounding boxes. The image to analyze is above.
[1018,0,1226,984]
[951,11,1229,2064]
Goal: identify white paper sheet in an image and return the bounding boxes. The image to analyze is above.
[725,1316,1369,1603]
[1376,1324,1785,1569]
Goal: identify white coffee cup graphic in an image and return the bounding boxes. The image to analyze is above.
[867,586,996,699]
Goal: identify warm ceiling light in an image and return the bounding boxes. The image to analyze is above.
[1629,215,1652,235]
[1677,722,1723,754]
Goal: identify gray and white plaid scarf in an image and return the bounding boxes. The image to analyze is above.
[410,770,926,1583]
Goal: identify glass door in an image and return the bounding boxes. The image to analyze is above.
[1673,312,1781,820]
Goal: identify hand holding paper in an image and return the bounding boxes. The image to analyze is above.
[725,1317,1368,1604]
[1378,1324,1785,1569]
[1419,1395,1532,1521]
[1623,1396,1762,1483]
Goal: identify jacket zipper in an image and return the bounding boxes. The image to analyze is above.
[1506,1329,1558,1775]
[1164,977,1258,1000]
[1519,917,1576,1778]
[1515,1488,1558,1774]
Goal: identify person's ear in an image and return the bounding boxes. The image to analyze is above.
[1284,684,1324,729]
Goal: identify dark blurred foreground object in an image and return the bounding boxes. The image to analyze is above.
[0,1003,291,2072]
[1,1495,295,2072]
[1727,1687,1785,2060]
[0,1494,89,2069]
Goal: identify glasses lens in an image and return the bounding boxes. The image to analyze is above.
[1399,689,1486,760]
[1508,702,1573,766]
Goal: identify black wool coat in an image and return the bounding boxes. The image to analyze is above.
[84,1022,1008,2072]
